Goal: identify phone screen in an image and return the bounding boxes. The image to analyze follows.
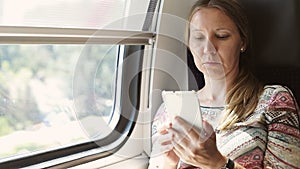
[162,90,202,130]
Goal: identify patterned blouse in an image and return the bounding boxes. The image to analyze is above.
[151,85,300,168]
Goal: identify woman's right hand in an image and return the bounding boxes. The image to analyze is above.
[159,126,180,166]
[149,124,179,169]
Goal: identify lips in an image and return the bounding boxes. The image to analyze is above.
[202,61,222,65]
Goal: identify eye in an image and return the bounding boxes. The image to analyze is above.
[192,34,205,40]
[216,33,230,40]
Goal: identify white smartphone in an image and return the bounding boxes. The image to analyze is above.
[162,90,202,130]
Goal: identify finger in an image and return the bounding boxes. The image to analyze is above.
[169,128,194,156]
[173,116,200,140]
[152,125,172,144]
[202,120,216,141]
[168,127,190,146]
[169,128,188,146]
[160,134,173,154]
[152,132,174,155]
[159,123,172,134]
[173,116,193,130]
[172,139,194,164]
[202,120,214,135]
[151,141,173,156]
[172,138,186,158]
[160,144,173,153]
[158,132,173,145]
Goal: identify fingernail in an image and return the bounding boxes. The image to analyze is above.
[174,116,179,121]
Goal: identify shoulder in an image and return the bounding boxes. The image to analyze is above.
[260,85,300,127]
[262,85,298,112]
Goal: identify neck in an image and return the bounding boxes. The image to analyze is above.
[199,78,226,107]
[199,71,238,107]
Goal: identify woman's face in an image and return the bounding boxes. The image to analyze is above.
[189,8,244,80]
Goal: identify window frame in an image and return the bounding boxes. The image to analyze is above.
[0,26,154,168]
[0,26,154,44]
[0,0,160,166]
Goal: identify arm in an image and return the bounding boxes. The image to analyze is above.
[264,86,300,168]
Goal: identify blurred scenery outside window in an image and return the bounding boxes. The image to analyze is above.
[0,44,118,159]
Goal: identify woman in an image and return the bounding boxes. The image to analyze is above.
[148,0,300,168]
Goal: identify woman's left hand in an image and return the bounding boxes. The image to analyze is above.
[168,116,227,168]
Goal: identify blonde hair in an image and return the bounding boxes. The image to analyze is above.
[187,0,263,130]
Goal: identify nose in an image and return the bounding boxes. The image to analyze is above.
[203,38,217,55]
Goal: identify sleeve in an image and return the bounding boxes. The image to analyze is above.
[151,103,170,143]
[264,86,300,168]
[148,103,171,169]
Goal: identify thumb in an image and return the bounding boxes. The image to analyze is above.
[202,120,216,140]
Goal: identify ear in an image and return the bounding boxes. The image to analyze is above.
[240,39,247,53]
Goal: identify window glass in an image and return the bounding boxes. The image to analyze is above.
[0,0,151,30]
[0,44,118,159]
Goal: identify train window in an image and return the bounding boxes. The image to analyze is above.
[0,0,157,168]
[0,44,118,159]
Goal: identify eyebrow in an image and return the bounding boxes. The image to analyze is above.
[190,28,232,33]
[216,28,233,32]
[190,29,203,32]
